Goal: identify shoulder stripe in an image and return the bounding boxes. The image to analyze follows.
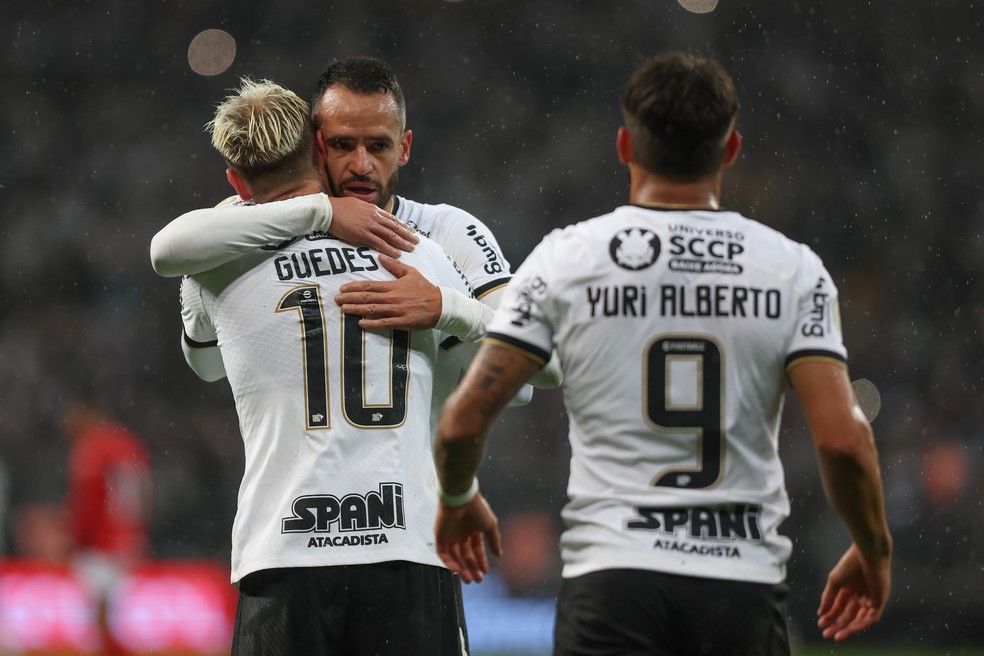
[474,277,511,299]
[183,330,218,349]
[485,332,549,366]
[785,349,847,372]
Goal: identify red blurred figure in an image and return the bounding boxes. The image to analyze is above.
[63,403,153,656]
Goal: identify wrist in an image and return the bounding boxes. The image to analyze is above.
[319,194,334,232]
[439,477,479,507]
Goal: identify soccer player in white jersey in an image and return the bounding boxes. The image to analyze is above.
[432,52,893,655]
[175,78,477,655]
[150,56,562,387]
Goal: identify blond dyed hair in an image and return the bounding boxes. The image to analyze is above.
[206,78,311,171]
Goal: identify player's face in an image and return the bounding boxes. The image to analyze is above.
[314,85,411,212]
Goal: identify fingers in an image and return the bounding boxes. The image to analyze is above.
[818,588,881,641]
[486,524,503,558]
[436,543,464,578]
[338,281,391,295]
[438,535,488,583]
[379,254,412,276]
[372,214,418,255]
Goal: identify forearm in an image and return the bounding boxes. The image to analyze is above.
[816,424,892,561]
[150,194,332,277]
[434,343,540,494]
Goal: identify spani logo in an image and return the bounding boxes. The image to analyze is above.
[610,227,660,271]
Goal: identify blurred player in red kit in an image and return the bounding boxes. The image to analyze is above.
[63,403,152,655]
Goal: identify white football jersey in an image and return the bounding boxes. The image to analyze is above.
[393,196,512,300]
[181,232,473,583]
[487,205,847,585]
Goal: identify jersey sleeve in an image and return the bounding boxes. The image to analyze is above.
[784,247,848,372]
[427,206,512,299]
[485,237,556,367]
[150,194,332,277]
[180,277,226,381]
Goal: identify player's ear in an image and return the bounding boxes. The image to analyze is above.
[398,129,412,167]
[722,128,742,167]
[616,126,633,165]
[226,168,253,201]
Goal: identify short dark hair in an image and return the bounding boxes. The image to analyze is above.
[620,52,738,180]
[311,56,406,128]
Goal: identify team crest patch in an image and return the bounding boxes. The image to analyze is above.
[610,227,660,271]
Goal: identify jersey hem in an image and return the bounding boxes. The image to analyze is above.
[561,550,786,585]
[231,548,446,584]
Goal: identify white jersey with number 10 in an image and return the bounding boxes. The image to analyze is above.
[181,232,473,583]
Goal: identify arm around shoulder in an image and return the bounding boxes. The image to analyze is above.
[150,195,332,277]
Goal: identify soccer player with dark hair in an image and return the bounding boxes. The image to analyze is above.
[432,51,893,655]
[174,78,480,655]
[151,56,562,387]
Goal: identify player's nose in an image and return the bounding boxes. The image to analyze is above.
[350,146,372,175]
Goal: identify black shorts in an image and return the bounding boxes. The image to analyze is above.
[231,561,468,656]
[554,569,789,656]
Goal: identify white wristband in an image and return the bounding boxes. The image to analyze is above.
[439,478,479,507]
[434,287,494,343]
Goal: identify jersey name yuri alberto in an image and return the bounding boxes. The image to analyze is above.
[487,205,846,585]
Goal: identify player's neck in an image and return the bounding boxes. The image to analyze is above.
[258,180,325,204]
[628,170,723,211]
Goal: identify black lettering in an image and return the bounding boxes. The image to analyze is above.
[342,247,365,273]
[714,285,728,316]
[732,287,747,317]
[669,235,686,255]
[660,286,676,316]
[291,252,313,278]
[749,288,762,316]
[718,506,749,540]
[627,507,663,530]
[357,247,380,272]
[696,286,711,316]
[274,256,293,281]
[340,495,368,531]
[663,509,689,533]
[690,508,719,539]
[603,287,618,316]
[587,287,602,317]
[310,250,332,276]
[766,290,781,319]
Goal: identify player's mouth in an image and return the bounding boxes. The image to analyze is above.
[342,181,379,203]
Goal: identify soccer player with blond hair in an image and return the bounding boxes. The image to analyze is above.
[171,78,477,655]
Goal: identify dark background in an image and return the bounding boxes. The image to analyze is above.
[2,0,982,649]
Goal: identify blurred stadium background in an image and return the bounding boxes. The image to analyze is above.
[1,1,982,653]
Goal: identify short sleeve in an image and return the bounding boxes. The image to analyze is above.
[784,248,848,372]
[485,238,556,366]
[180,277,217,347]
